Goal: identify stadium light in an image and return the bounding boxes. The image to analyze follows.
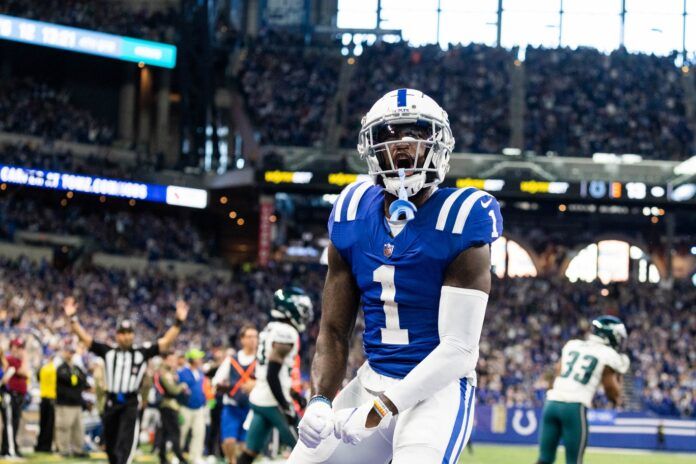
[502,148,521,156]
[674,155,696,175]
[592,153,643,164]
[620,154,643,164]
[592,153,619,163]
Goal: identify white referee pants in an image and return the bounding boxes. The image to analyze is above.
[180,406,207,463]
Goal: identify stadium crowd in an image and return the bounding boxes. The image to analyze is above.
[0,257,321,458]
[524,47,693,160]
[0,197,211,263]
[0,252,693,458]
[238,32,342,147]
[0,143,146,180]
[237,39,695,162]
[0,0,178,42]
[478,276,696,418]
[0,79,115,146]
[0,254,693,422]
[342,41,512,154]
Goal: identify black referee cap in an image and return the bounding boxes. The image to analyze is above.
[117,319,135,333]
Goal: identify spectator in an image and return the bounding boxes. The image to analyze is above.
[35,351,60,452]
[204,343,227,460]
[1,338,29,458]
[156,351,189,464]
[179,349,209,464]
[55,340,89,458]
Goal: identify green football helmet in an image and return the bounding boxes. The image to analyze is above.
[591,315,627,351]
[270,287,314,332]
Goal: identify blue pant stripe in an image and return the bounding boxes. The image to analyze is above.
[453,385,476,462]
[442,379,468,464]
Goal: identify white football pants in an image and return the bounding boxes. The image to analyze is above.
[288,363,475,464]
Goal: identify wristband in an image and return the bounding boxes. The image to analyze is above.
[174,319,184,328]
[372,397,390,419]
[308,395,332,408]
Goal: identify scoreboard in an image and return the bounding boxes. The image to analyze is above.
[260,170,696,205]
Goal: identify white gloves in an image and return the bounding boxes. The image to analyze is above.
[333,400,391,445]
[298,399,334,448]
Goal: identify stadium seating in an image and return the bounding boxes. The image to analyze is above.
[525,47,693,160]
[477,276,696,417]
[236,39,694,161]
[342,41,512,154]
[0,78,115,146]
[238,32,342,147]
[1,247,692,417]
[0,196,211,263]
[0,142,140,179]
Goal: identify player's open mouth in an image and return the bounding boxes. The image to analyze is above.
[393,153,415,175]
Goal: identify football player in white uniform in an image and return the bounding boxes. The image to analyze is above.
[537,315,631,464]
[237,288,313,464]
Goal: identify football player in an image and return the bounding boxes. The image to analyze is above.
[536,315,631,464]
[237,288,313,464]
[289,88,503,463]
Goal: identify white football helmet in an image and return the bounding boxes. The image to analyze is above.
[357,88,455,197]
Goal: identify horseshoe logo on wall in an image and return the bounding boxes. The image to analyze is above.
[512,410,538,436]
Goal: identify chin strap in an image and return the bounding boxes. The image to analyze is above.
[388,168,418,222]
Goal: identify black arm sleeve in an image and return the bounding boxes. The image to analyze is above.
[89,341,112,358]
[141,342,160,360]
[266,361,289,411]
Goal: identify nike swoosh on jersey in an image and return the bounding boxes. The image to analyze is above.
[480,197,493,208]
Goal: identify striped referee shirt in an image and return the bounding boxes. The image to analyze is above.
[90,341,159,394]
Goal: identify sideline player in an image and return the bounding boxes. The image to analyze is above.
[237,288,313,464]
[289,88,503,463]
[213,324,259,464]
[536,315,630,464]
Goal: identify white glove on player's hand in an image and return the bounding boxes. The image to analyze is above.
[333,401,391,446]
[298,399,334,449]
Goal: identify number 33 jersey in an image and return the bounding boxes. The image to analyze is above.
[328,182,503,379]
[547,338,630,408]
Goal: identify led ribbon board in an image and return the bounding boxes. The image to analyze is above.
[0,14,177,68]
[0,164,207,209]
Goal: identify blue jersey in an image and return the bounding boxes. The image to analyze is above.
[328,182,503,379]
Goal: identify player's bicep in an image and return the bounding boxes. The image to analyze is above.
[601,365,621,397]
[268,342,294,364]
[443,244,491,294]
[602,365,619,382]
[320,242,360,341]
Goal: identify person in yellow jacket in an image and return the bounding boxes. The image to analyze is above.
[35,354,60,452]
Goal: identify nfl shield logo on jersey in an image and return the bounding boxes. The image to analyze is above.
[383,242,394,257]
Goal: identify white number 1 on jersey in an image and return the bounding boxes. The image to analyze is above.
[373,264,409,345]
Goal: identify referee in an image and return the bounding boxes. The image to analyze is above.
[63,296,189,464]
